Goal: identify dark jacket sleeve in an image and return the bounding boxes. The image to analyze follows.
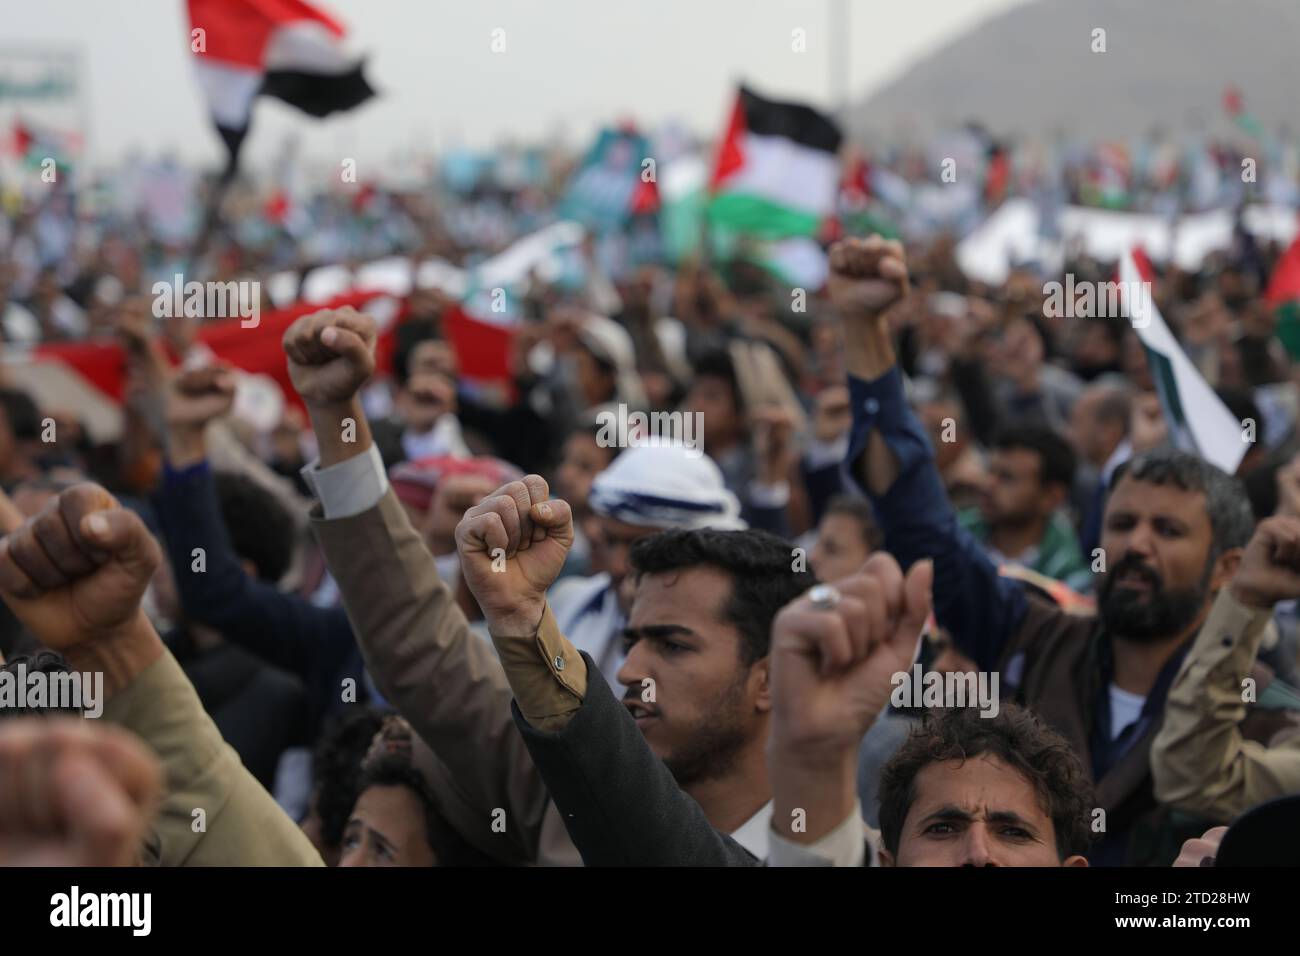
[152,461,360,725]
[512,657,760,866]
[845,368,1029,672]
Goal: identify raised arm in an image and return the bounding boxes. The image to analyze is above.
[1152,516,1300,820]
[455,478,757,865]
[285,307,554,864]
[829,237,1027,671]
[0,484,321,866]
[154,366,357,718]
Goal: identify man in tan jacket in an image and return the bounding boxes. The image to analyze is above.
[0,483,323,866]
[1152,515,1300,821]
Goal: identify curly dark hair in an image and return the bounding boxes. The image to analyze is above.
[311,707,388,849]
[354,756,496,866]
[629,527,815,664]
[878,704,1095,861]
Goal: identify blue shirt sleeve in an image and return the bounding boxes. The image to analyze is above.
[844,367,1028,672]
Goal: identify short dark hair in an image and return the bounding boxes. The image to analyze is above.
[1091,379,1132,433]
[312,708,387,849]
[629,527,813,664]
[878,705,1095,861]
[1112,448,1254,557]
[214,471,295,582]
[391,317,442,389]
[991,423,1076,489]
[0,388,40,441]
[691,349,742,413]
[823,494,883,551]
[354,755,494,865]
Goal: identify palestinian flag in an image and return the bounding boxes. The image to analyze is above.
[187,0,375,169]
[708,85,842,239]
[1118,248,1246,475]
[1266,234,1300,360]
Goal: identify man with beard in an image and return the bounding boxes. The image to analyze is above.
[829,235,1256,864]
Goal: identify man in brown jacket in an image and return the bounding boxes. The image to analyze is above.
[830,235,1261,864]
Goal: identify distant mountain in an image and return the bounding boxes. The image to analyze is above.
[849,0,1300,142]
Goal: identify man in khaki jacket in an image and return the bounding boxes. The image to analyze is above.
[0,484,323,866]
[1152,515,1300,821]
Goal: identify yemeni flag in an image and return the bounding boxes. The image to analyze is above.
[1118,248,1247,475]
[708,85,842,240]
[187,0,375,170]
[1266,234,1300,360]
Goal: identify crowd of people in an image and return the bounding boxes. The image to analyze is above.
[3,136,1300,868]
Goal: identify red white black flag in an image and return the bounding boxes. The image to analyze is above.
[187,0,375,168]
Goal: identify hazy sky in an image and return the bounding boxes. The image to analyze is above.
[4,0,1029,170]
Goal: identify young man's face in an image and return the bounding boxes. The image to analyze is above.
[810,512,871,583]
[1097,476,1232,641]
[617,566,769,786]
[337,784,435,868]
[981,447,1059,528]
[882,754,1087,867]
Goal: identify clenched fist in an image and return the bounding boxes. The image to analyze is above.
[0,718,162,867]
[165,364,237,432]
[283,307,377,408]
[0,484,160,653]
[455,476,574,637]
[827,235,910,327]
[770,553,932,764]
[1230,515,1300,609]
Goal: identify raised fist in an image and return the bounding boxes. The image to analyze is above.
[283,307,377,407]
[770,553,932,764]
[1230,515,1300,609]
[827,235,910,326]
[0,484,160,652]
[455,476,574,637]
[165,364,237,432]
[0,718,162,867]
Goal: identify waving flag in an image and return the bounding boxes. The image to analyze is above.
[187,0,375,168]
[1119,248,1246,475]
[708,85,842,239]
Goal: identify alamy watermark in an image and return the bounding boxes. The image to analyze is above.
[0,664,103,718]
[1042,274,1150,328]
[890,663,1000,718]
[152,274,260,328]
[595,403,704,458]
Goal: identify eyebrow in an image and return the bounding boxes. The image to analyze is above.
[621,624,699,642]
[918,806,1040,834]
[347,816,396,854]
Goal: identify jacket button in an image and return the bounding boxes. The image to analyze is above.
[553,655,566,671]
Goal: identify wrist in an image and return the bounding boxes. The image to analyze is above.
[770,742,859,844]
[1230,581,1277,610]
[307,397,372,467]
[841,314,896,381]
[60,611,165,701]
[484,600,546,641]
[165,425,207,468]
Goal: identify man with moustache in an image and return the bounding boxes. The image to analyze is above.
[830,235,1258,864]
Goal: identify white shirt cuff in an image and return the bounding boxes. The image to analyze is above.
[767,801,868,867]
[301,443,389,519]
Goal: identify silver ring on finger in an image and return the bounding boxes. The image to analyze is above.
[807,583,842,612]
